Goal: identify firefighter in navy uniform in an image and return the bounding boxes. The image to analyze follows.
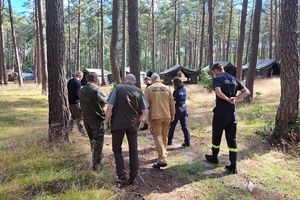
[205,63,250,174]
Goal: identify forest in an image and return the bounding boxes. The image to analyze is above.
[0,0,293,81]
[0,0,300,199]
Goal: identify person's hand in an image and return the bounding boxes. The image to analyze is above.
[170,116,174,122]
[105,123,111,132]
[228,97,236,104]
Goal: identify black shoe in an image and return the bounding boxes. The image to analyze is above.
[225,165,237,174]
[116,177,128,188]
[92,164,103,171]
[181,143,190,147]
[152,163,168,169]
[205,154,219,164]
[167,142,172,145]
[139,124,148,131]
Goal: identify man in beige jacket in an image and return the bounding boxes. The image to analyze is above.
[145,73,175,169]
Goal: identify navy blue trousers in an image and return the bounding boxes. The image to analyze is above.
[168,106,190,145]
[212,104,237,166]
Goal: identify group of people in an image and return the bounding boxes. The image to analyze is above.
[67,63,250,188]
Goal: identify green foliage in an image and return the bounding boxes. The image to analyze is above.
[199,70,213,92]
[246,100,268,124]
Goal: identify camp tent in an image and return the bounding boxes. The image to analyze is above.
[159,64,199,85]
[242,59,280,79]
[203,61,237,77]
[106,67,147,83]
[82,68,111,85]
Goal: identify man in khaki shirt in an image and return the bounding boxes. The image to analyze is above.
[145,73,175,169]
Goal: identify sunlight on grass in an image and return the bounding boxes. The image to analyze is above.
[1,78,300,199]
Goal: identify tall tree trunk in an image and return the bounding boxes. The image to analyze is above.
[128,0,141,87]
[269,0,273,59]
[167,34,170,68]
[274,0,299,137]
[226,0,233,61]
[0,0,7,85]
[207,0,213,69]
[159,35,163,71]
[121,0,126,80]
[177,0,181,65]
[151,0,155,72]
[34,0,41,84]
[144,10,151,71]
[274,0,279,60]
[236,0,248,80]
[68,0,72,76]
[245,0,255,63]
[172,0,177,66]
[8,0,23,86]
[199,0,205,69]
[37,0,48,95]
[100,0,106,85]
[76,0,81,71]
[245,0,262,103]
[46,0,70,143]
[110,0,121,83]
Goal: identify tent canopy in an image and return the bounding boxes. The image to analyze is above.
[159,64,199,84]
[203,61,237,77]
[242,59,280,79]
[81,68,111,85]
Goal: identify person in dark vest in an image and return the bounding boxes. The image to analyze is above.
[105,74,148,188]
[205,63,250,174]
[79,72,107,171]
[167,77,191,147]
[67,71,86,136]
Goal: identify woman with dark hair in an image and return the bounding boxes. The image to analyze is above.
[167,77,191,147]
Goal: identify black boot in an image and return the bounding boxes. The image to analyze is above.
[139,124,148,130]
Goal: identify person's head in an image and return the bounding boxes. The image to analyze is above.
[173,77,184,89]
[144,76,151,85]
[87,72,99,84]
[151,73,160,82]
[75,71,84,81]
[124,74,136,84]
[212,63,225,77]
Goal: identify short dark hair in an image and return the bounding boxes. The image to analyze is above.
[212,63,224,71]
[87,72,98,82]
[173,77,184,89]
[144,76,151,81]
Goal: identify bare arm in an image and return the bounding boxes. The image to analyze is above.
[215,87,232,103]
[235,87,250,100]
[105,104,113,132]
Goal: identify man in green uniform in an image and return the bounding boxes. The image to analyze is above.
[79,72,107,171]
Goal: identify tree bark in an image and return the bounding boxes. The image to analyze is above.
[0,0,7,85]
[46,0,70,143]
[226,0,233,61]
[172,0,177,66]
[199,0,205,69]
[151,0,155,72]
[121,0,126,80]
[274,0,279,60]
[274,0,299,136]
[245,0,262,103]
[177,0,181,65]
[37,0,48,95]
[8,0,23,86]
[34,0,41,84]
[269,0,273,59]
[207,0,213,69]
[76,0,81,71]
[128,0,141,87]
[236,0,248,81]
[110,0,121,83]
[100,0,106,85]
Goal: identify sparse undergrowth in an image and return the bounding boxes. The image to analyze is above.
[1,78,299,200]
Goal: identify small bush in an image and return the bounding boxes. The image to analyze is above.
[199,70,213,92]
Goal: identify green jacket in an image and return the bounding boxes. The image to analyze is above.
[79,83,107,121]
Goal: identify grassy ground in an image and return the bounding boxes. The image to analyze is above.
[0,78,299,200]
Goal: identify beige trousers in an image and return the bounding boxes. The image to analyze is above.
[149,118,170,164]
